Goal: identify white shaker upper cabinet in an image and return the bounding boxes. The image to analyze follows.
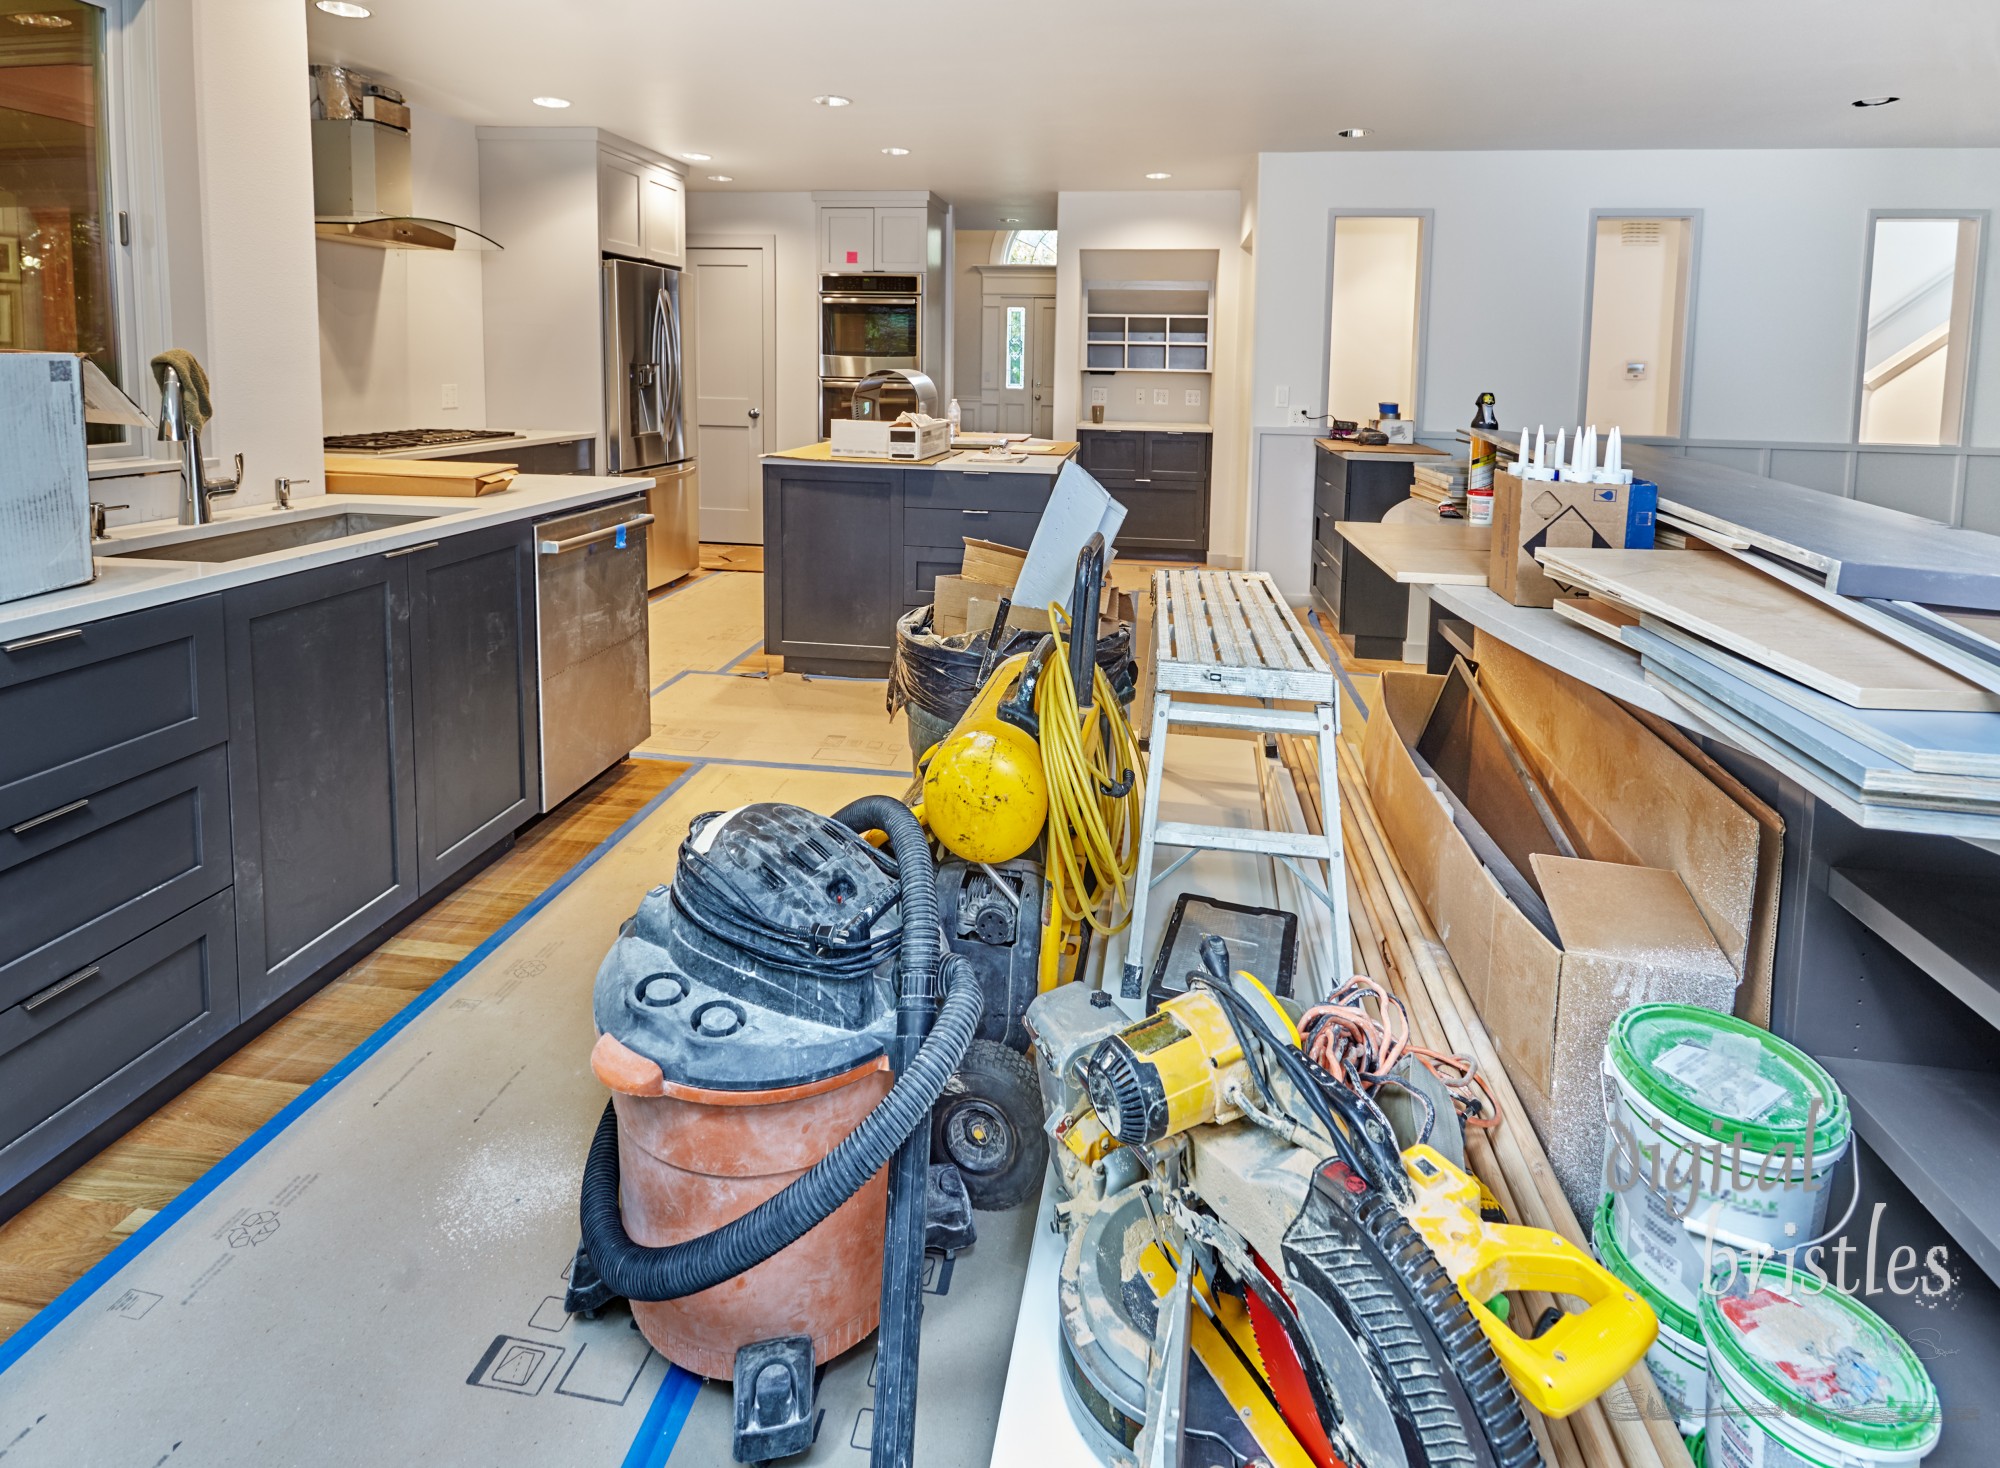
[875,207,929,272]
[640,169,684,268]
[821,208,875,272]
[598,152,645,260]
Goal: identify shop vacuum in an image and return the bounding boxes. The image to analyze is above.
[563,796,981,1465]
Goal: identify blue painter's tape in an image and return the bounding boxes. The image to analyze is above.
[0,760,709,1381]
[1305,609,1372,721]
[623,1364,703,1467]
[628,750,911,780]
[616,525,629,550]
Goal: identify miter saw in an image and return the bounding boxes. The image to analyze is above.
[1025,939,1656,1468]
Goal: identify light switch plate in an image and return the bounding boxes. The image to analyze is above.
[1184,390,1202,407]
[1275,385,1290,408]
[1090,387,1107,404]
[441,382,459,410]
[1152,389,1169,405]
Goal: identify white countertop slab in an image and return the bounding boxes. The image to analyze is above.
[1075,420,1212,433]
[0,474,652,641]
[762,446,1068,476]
[344,428,597,461]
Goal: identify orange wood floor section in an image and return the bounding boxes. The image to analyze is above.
[0,757,690,1344]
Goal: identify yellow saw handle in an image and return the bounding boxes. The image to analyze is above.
[1402,1145,1657,1419]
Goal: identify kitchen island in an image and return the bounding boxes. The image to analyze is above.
[761,445,1075,676]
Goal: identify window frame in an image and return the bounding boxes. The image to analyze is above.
[1575,208,1702,441]
[999,229,1057,266]
[1851,208,1989,450]
[1319,207,1434,429]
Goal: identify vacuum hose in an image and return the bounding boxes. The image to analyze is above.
[575,792,968,1317]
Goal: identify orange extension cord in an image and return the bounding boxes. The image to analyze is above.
[1300,976,1501,1131]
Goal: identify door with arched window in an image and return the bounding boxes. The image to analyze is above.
[982,231,1056,436]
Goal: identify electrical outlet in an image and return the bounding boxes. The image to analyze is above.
[1136,388,1147,407]
[441,382,459,410]
[1295,407,1317,423]
[1184,390,1202,407]
[1090,387,1107,405]
[1275,385,1290,408]
[1152,389,1169,406]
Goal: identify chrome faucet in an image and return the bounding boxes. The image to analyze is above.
[158,363,243,526]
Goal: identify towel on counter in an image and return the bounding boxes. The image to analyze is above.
[150,349,213,431]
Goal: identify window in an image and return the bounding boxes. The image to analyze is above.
[0,0,118,437]
[1858,214,1984,446]
[1581,213,1697,438]
[1325,214,1427,425]
[1004,305,1026,390]
[1002,229,1057,266]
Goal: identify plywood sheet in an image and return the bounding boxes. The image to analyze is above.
[1334,520,1492,585]
[647,571,765,685]
[644,670,911,771]
[1549,596,1638,643]
[1537,548,2000,712]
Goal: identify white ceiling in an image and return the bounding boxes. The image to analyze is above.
[307,0,2000,228]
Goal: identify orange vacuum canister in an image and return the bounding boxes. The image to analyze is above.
[575,802,909,1379]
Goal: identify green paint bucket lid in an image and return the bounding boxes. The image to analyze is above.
[1593,1197,1698,1342]
[1700,1275,1940,1454]
[1608,1003,1848,1156]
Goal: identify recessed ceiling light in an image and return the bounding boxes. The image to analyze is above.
[314,0,370,15]
[813,94,852,108]
[8,10,75,25]
[1851,96,1900,107]
[881,146,910,156]
[532,96,572,109]
[1337,127,1369,138]
[1144,172,1172,181]
[1002,217,1021,224]
[708,175,734,183]
[681,152,712,162]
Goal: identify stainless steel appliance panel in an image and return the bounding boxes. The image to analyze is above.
[819,293,920,378]
[534,494,653,810]
[645,461,699,590]
[604,259,687,474]
[821,377,860,439]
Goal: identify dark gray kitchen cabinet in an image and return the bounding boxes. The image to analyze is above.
[406,522,539,893]
[764,465,901,675]
[224,554,420,1017]
[1078,429,1209,557]
[1312,443,1419,660]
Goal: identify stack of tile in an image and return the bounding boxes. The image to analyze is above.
[1411,459,1467,509]
[1532,544,2000,839]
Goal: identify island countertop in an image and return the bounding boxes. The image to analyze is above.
[763,441,1075,475]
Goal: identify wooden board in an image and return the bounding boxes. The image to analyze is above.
[1333,520,1491,586]
[1313,437,1447,458]
[764,440,954,465]
[322,454,517,496]
[1549,596,1638,642]
[1535,548,2000,712]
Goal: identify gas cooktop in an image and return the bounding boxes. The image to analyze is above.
[323,428,520,453]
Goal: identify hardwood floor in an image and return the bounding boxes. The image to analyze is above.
[0,757,689,1344]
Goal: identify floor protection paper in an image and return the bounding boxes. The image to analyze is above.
[649,571,767,687]
[645,671,913,772]
[0,761,928,1468]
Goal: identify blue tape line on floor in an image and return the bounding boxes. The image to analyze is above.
[1304,610,1372,722]
[626,1365,703,1467]
[628,750,911,780]
[0,760,708,1381]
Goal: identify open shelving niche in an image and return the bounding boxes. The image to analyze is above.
[1083,279,1213,374]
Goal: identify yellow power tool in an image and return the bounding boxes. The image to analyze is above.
[1402,1144,1658,1418]
[1080,977,1297,1146]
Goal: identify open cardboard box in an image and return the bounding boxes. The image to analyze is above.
[1362,651,1753,1214]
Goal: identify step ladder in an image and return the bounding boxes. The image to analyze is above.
[1120,569,1354,1007]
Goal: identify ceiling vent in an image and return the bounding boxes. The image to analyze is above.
[1620,220,1663,247]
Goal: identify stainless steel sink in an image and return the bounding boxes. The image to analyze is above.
[104,509,444,563]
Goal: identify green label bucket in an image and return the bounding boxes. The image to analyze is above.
[1602,1003,1850,1314]
[1701,1273,1941,1467]
[1593,1198,1706,1437]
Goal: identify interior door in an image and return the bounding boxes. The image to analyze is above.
[687,245,770,543]
[1033,299,1057,439]
[994,295,1034,434]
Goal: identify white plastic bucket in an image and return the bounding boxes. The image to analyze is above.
[1593,1198,1706,1437]
[1602,1004,1850,1315]
[1701,1274,1940,1467]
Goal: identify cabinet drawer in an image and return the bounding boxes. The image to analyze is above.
[904,545,967,604]
[0,596,226,829]
[0,888,237,1183]
[1145,432,1210,478]
[1078,431,1143,476]
[1105,480,1207,552]
[0,746,232,1012]
[904,506,1041,552]
[906,471,1053,514]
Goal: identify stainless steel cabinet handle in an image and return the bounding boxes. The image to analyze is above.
[960,509,990,517]
[382,541,441,560]
[1134,478,1153,484]
[24,963,103,1013]
[12,797,89,836]
[3,627,83,654]
[539,513,656,556]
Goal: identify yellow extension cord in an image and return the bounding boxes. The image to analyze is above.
[1034,604,1146,990]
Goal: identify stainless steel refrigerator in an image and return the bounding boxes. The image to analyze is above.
[603,257,699,589]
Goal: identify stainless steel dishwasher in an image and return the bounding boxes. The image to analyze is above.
[535,494,654,811]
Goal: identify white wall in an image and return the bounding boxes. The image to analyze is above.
[1582,216,1689,436]
[317,104,489,435]
[1055,191,1249,565]
[1326,215,1423,424]
[686,190,819,453]
[1248,148,2000,596]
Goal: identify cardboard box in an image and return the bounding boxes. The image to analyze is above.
[932,575,1010,636]
[1362,660,1746,1215]
[1488,470,1658,607]
[960,538,1028,590]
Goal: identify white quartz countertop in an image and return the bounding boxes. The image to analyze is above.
[1075,420,1212,433]
[335,428,596,461]
[762,446,1069,476]
[0,473,652,641]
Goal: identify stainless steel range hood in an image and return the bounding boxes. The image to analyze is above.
[311,118,500,252]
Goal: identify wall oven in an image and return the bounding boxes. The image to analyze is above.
[819,273,921,378]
